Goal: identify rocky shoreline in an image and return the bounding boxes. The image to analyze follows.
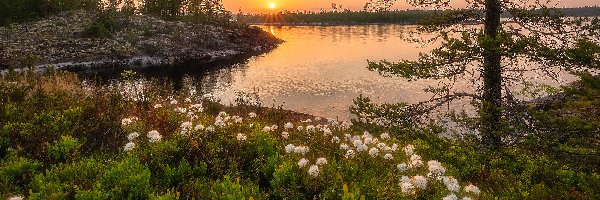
[0,10,282,70]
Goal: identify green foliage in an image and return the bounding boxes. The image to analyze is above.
[0,0,101,26]
[82,12,128,38]
[1,71,599,199]
[99,156,152,199]
[141,0,231,23]
[270,160,306,199]
[341,183,366,200]
[48,135,82,163]
[0,148,42,194]
[210,176,264,200]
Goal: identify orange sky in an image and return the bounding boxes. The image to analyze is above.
[223,0,600,14]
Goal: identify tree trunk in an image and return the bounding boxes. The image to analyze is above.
[481,0,503,148]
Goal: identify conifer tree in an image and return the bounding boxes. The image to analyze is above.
[358,0,600,148]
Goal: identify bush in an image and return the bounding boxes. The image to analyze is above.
[82,12,128,38]
[48,135,81,163]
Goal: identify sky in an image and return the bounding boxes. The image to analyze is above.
[222,0,600,14]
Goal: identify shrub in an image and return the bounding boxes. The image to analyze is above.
[48,135,81,163]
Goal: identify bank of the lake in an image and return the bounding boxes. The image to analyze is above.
[0,10,282,70]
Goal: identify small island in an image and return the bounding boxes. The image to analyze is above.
[0,4,281,70]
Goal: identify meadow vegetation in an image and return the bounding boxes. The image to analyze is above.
[0,69,598,199]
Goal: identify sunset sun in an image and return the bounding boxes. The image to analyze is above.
[268,2,276,9]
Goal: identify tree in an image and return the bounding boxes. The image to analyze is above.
[357,0,600,148]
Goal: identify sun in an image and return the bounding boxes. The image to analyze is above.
[268,2,276,9]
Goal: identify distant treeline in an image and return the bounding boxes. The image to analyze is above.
[0,0,230,26]
[238,6,600,25]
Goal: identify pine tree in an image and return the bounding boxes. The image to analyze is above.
[357,0,600,148]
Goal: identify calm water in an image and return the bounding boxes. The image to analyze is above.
[76,25,571,119]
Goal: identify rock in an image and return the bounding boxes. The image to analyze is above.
[0,10,283,70]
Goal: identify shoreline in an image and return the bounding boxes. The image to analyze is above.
[0,10,283,72]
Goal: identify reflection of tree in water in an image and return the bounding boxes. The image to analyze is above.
[73,57,251,98]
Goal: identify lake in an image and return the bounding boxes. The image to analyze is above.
[75,25,571,120]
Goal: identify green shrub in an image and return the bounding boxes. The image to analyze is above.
[48,135,81,163]
[98,156,152,199]
[0,149,42,194]
[82,12,128,38]
[210,176,265,200]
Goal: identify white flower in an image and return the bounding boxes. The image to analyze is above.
[127,132,140,141]
[294,146,310,155]
[170,99,178,105]
[404,144,414,156]
[377,143,388,150]
[218,111,227,117]
[121,118,133,126]
[380,132,390,140]
[341,121,352,130]
[427,160,446,176]
[344,134,352,140]
[322,128,332,136]
[442,193,458,200]
[296,126,304,131]
[442,176,460,192]
[285,144,296,153]
[176,107,187,113]
[180,129,189,136]
[340,143,350,150]
[234,116,243,123]
[249,112,257,118]
[147,130,162,143]
[194,125,205,131]
[391,143,398,151]
[8,196,24,200]
[412,175,427,189]
[124,142,136,152]
[364,137,373,145]
[262,126,272,132]
[316,157,328,165]
[401,176,411,183]
[153,104,163,109]
[362,131,372,139]
[345,149,356,158]
[384,153,393,160]
[464,184,480,195]
[306,125,316,133]
[352,139,363,147]
[181,121,192,129]
[308,165,320,177]
[357,144,368,152]
[400,182,414,194]
[331,136,340,143]
[236,133,247,141]
[368,147,379,157]
[410,154,423,168]
[397,163,408,172]
[214,119,226,128]
[185,97,192,103]
[462,197,473,200]
[190,103,203,110]
[284,122,294,129]
[298,158,308,168]
[271,125,278,130]
[206,126,214,132]
[281,131,289,139]
[371,138,379,145]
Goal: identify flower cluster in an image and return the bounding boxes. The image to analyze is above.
[121,117,139,126]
